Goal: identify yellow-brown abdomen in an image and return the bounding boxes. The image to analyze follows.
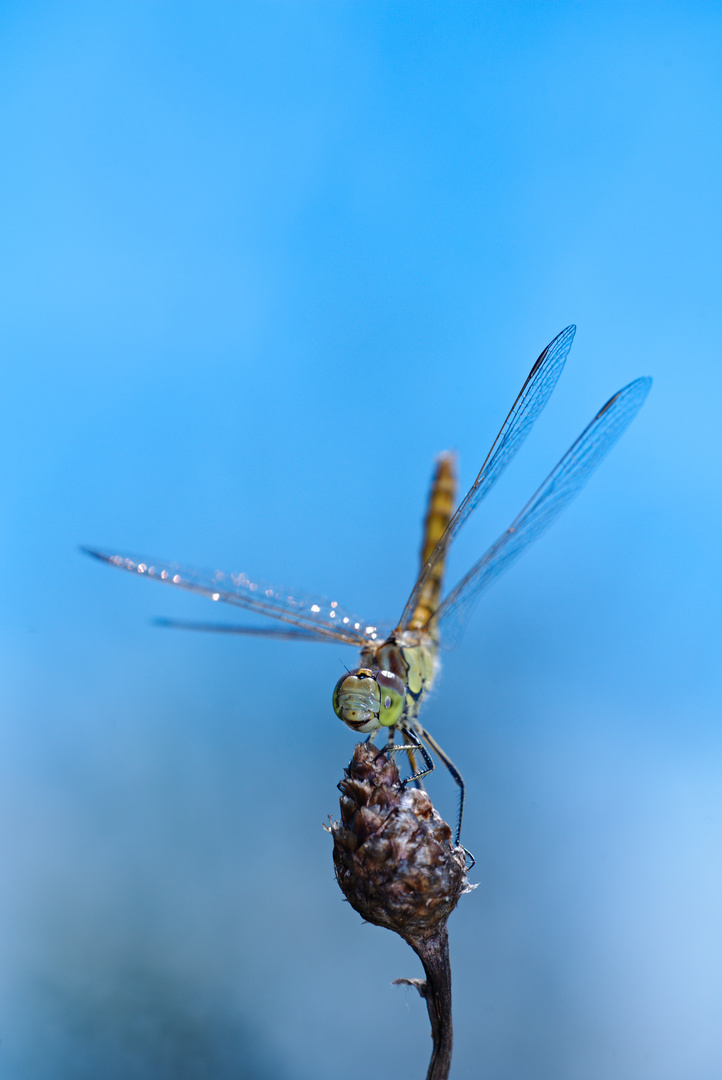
[407,452,457,631]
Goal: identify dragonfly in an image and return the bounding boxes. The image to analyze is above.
[83,326,651,847]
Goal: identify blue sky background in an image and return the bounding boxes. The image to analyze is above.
[0,4,721,1078]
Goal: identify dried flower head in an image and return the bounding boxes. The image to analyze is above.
[328,741,470,941]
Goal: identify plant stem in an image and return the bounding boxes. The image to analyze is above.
[398,926,453,1080]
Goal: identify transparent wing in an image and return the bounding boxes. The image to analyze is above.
[153,617,357,643]
[431,376,652,644]
[82,547,377,645]
[398,325,576,630]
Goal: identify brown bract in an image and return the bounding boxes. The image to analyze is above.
[329,742,469,939]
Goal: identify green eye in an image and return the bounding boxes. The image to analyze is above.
[376,670,405,727]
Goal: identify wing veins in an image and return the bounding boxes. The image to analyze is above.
[82,547,370,645]
[430,376,652,642]
[398,325,576,630]
[154,618,343,642]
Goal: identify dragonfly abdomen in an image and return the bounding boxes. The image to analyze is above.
[405,452,457,632]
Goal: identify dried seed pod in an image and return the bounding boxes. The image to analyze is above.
[329,741,469,939]
[327,742,474,1080]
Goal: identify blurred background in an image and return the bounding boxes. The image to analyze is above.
[0,3,720,1078]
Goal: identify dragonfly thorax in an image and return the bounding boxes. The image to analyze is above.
[333,667,405,734]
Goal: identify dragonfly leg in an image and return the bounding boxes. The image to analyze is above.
[369,729,421,790]
[406,746,422,788]
[416,725,472,862]
[387,726,425,788]
[386,725,434,788]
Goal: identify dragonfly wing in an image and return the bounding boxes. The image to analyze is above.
[153,618,346,642]
[82,547,376,645]
[431,376,652,646]
[398,325,576,630]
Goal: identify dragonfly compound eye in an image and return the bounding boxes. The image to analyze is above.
[376,670,406,728]
[333,670,382,734]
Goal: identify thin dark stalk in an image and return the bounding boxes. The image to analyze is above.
[395,927,453,1080]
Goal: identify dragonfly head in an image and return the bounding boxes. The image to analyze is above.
[333,668,406,733]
